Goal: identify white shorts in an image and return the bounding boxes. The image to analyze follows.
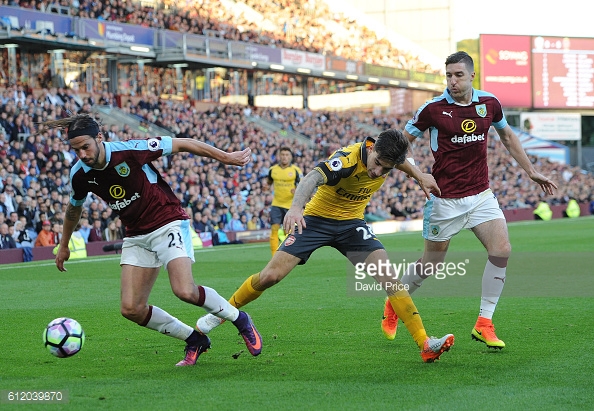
[120,220,195,270]
[423,189,505,241]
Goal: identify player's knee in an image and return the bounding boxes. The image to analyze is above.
[120,304,145,323]
[259,270,281,288]
[494,241,512,258]
[172,287,196,304]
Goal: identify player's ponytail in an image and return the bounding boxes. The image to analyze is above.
[40,113,101,140]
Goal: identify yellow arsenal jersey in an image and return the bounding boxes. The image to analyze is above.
[305,138,387,220]
[269,164,303,209]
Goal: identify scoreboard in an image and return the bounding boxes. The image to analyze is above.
[480,34,594,109]
[532,36,594,108]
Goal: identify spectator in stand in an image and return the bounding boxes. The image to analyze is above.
[247,215,261,230]
[34,220,55,247]
[51,221,62,244]
[13,219,34,261]
[195,214,215,234]
[78,217,91,243]
[2,186,17,214]
[13,220,33,246]
[7,211,19,228]
[0,222,17,249]
[114,216,125,239]
[192,211,203,231]
[13,84,27,106]
[104,219,122,241]
[88,218,104,242]
[225,212,245,232]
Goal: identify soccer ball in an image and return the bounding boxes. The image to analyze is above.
[43,317,85,358]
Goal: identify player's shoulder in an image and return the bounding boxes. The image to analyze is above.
[322,142,362,172]
[334,141,363,157]
[107,136,170,151]
[69,160,89,184]
[106,139,146,152]
[474,89,502,107]
[474,89,498,99]
[415,93,449,114]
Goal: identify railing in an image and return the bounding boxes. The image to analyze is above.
[94,106,174,138]
[245,115,312,147]
[0,5,446,89]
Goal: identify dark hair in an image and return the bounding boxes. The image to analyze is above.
[374,129,408,166]
[40,113,101,140]
[279,146,293,156]
[445,51,474,72]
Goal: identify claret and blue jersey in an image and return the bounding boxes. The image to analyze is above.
[69,136,188,236]
[405,88,508,198]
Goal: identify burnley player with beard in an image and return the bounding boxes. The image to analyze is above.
[381,51,557,350]
[45,114,262,366]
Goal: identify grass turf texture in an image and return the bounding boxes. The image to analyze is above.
[1,217,593,410]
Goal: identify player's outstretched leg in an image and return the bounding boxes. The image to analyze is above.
[381,297,398,340]
[232,311,262,356]
[176,331,211,366]
[197,273,265,335]
[472,317,505,349]
[420,334,455,363]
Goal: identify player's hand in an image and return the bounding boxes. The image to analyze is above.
[415,173,441,199]
[283,207,306,235]
[529,172,558,195]
[224,148,251,167]
[55,246,70,272]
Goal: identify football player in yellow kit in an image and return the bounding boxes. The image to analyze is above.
[198,129,454,362]
[264,147,302,256]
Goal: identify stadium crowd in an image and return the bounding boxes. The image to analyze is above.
[3,0,439,74]
[0,1,591,252]
[0,79,592,254]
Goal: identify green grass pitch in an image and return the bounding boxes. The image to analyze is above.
[1,217,593,410]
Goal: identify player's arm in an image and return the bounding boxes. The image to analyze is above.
[283,169,325,234]
[55,203,83,272]
[292,166,302,194]
[262,171,273,192]
[171,138,251,167]
[496,125,557,195]
[395,130,441,198]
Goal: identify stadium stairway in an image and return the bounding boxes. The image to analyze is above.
[95,105,175,138]
[245,115,313,147]
[355,122,383,136]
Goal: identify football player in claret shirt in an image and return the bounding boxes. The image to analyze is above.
[46,114,263,366]
[381,51,557,350]
[264,146,302,256]
[198,129,456,363]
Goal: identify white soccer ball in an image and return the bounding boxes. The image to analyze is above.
[43,317,85,358]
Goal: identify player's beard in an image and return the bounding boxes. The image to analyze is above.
[84,139,102,169]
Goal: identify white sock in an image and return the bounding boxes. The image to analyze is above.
[200,286,240,321]
[400,258,424,294]
[479,260,507,320]
[144,305,193,341]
